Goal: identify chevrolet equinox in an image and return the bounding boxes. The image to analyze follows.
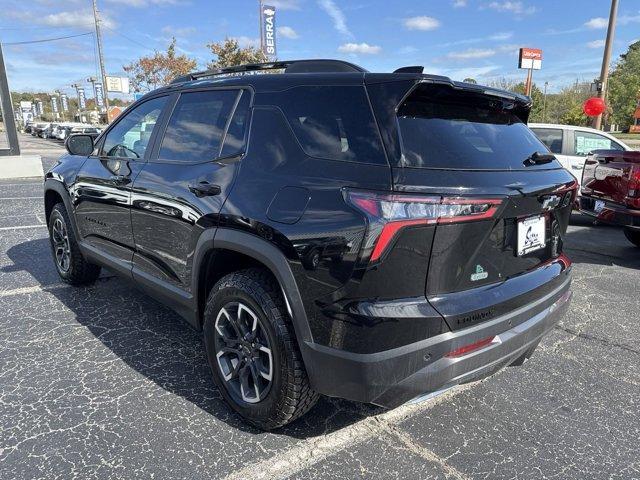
[45,60,575,430]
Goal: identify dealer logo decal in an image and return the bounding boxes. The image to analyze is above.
[471,264,489,282]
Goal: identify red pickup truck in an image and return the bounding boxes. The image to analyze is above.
[579,150,640,247]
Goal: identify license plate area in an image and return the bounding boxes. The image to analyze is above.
[517,215,546,256]
[594,199,605,214]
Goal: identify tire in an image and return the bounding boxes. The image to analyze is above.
[48,203,101,285]
[623,228,640,248]
[203,268,319,430]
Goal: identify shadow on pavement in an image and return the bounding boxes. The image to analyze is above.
[564,213,640,269]
[4,238,382,439]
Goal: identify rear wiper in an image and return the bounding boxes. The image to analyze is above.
[523,151,555,166]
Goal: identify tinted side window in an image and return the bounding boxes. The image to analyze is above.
[221,90,250,158]
[102,96,167,159]
[275,86,386,165]
[531,128,563,154]
[573,131,624,155]
[159,90,238,163]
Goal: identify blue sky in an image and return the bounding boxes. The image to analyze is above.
[1,0,639,97]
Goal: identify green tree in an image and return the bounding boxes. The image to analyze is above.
[462,77,477,84]
[608,41,640,130]
[206,38,268,69]
[486,79,544,121]
[123,38,197,92]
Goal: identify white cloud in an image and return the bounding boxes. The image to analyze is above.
[106,0,180,7]
[161,25,196,36]
[447,48,496,60]
[277,26,299,39]
[338,42,381,54]
[490,32,513,41]
[487,1,536,16]
[453,0,467,7]
[446,65,501,80]
[584,17,608,29]
[232,36,261,48]
[620,14,640,26]
[587,39,605,49]
[269,0,301,10]
[40,10,116,29]
[404,16,441,31]
[318,0,351,37]
[398,45,419,55]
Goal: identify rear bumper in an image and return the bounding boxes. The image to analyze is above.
[303,272,571,408]
[579,196,640,230]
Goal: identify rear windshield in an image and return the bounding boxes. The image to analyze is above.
[397,85,556,170]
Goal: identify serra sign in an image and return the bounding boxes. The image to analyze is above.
[518,48,542,70]
[261,4,276,57]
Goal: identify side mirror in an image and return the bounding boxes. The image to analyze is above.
[66,134,94,156]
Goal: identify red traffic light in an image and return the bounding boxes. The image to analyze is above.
[583,97,606,117]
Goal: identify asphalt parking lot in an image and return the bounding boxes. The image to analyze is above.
[1,134,639,479]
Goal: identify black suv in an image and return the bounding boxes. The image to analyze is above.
[45,60,575,429]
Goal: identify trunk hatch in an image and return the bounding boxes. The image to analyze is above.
[389,81,576,331]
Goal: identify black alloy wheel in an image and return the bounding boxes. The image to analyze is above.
[213,301,274,404]
[51,217,71,273]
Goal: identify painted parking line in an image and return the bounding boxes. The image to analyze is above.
[0,196,43,200]
[0,225,47,231]
[0,182,43,188]
[224,382,478,480]
[0,283,70,298]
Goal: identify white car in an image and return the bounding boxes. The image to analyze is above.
[529,123,633,186]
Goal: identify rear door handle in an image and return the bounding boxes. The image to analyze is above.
[189,182,221,197]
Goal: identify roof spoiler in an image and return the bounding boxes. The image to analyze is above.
[171,59,368,84]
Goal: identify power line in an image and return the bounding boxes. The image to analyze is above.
[3,32,93,46]
[101,24,156,52]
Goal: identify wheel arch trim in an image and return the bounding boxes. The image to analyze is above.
[44,179,79,240]
[193,227,313,345]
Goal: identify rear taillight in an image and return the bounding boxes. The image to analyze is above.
[345,190,502,262]
[627,167,640,208]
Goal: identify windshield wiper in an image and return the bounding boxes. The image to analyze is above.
[523,151,555,166]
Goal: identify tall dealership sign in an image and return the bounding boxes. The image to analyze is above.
[518,48,542,97]
[51,96,59,115]
[77,87,87,110]
[94,82,105,108]
[60,94,69,112]
[260,4,276,58]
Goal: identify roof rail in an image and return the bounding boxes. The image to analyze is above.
[171,59,368,84]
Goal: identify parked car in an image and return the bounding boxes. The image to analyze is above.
[45,60,575,430]
[529,123,633,186]
[579,150,640,247]
[57,125,102,141]
[30,123,47,137]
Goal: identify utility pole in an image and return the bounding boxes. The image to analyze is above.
[71,83,81,121]
[92,0,110,122]
[594,0,619,130]
[543,81,549,123]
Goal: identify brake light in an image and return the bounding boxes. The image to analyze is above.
[345,190,502,262]
[627,167,640,208]
[445,336,496,358]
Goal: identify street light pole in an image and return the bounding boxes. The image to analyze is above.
[92,0,110,122]
[594,0,619,130]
